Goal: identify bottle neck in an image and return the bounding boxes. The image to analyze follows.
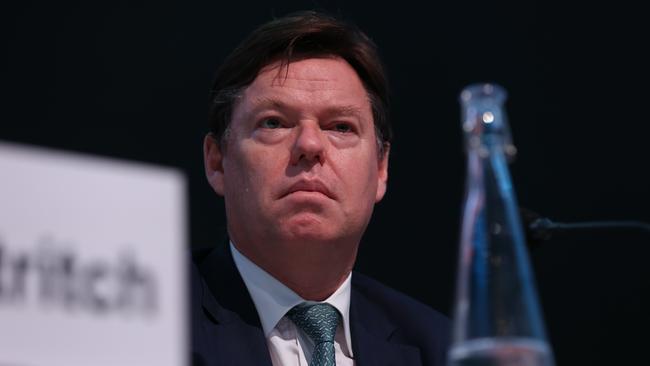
[460,83,515,162]
[465,135,512,191]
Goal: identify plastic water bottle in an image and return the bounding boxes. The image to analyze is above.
[448,84,555,366]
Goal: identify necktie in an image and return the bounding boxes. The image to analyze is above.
[287,303,340,366]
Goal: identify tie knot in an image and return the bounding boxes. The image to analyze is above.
[287,303,340,344]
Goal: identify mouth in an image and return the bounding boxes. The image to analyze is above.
[282,179,335,200]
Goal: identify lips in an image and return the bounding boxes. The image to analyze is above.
[282,179,335,200]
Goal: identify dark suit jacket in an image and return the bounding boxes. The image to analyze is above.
[190,242,450,366]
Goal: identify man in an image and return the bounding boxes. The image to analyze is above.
[191,10,449,366]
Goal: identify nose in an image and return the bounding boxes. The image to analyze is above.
[290,121,326,166]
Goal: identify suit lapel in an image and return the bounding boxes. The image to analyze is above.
[198,242,261,326]
[350,282,422,366]
[196,242,273,366]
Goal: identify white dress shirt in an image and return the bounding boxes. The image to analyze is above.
[231,242,355,366]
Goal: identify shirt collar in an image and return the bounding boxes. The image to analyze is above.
[230,242,353,355]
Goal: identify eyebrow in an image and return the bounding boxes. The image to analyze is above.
[250,97,365,119]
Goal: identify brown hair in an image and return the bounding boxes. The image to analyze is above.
[208,10,391,155]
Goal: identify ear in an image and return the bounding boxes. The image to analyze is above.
[203,133,225,196]
[375,142,390,202]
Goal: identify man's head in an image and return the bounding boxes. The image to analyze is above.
[208,11,391,154]
[203,11,391,296]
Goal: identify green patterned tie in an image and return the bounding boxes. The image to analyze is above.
[287,303,340,366]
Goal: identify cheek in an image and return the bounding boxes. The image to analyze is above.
[337,154,380,199]
[223,145,278,199]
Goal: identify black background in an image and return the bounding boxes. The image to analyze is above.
[2,1,649,364]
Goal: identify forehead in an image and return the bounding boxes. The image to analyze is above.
[240,57,372,113]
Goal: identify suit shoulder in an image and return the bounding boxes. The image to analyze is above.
[351,271,450,344]
[352,271,448,319]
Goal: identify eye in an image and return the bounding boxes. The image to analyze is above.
[332,123,353,133]
[260,118,282,129]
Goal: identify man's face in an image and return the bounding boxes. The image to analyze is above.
[205,57,389,251]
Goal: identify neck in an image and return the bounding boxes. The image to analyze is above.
[232,238,357,301]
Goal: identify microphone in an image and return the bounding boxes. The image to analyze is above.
[520,207,650,249]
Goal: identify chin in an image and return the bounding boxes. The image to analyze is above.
[281,215,338,243]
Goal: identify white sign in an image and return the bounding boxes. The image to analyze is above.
[0,141,187,366]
